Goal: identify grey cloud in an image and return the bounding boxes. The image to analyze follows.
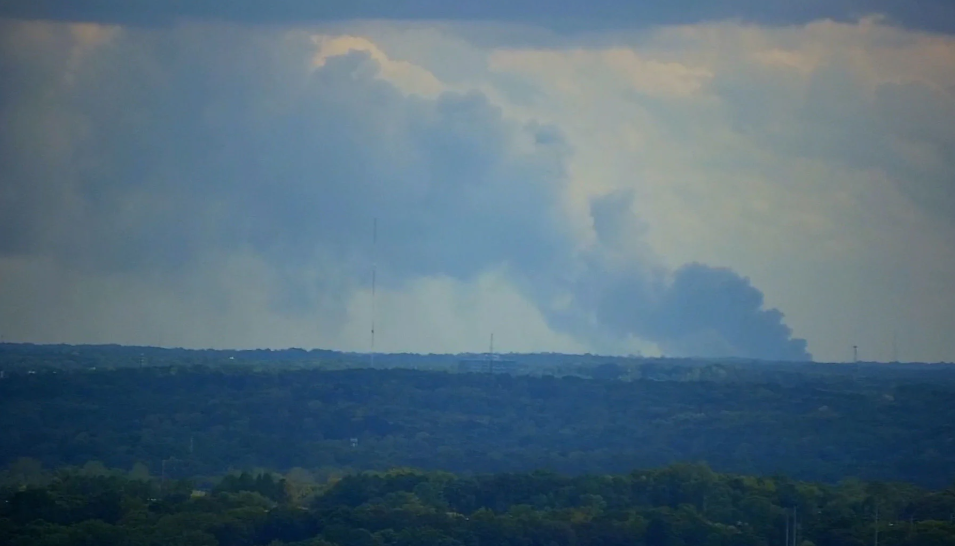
[2,0,954,34]
[590,189,640,250]
[61,36,568,278]
[705,60,955,225]
[0,23,575,322]
[0,22,812,358]
[873,82,955,221]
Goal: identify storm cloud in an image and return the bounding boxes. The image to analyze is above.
[0,19,813,359]
[2,0,954,34]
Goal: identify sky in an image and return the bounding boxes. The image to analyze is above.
[0,2,953,362]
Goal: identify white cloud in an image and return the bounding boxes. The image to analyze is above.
[311,34,446,97]
[0,253,584,354]
[489,47,713,98]
[341,268,588,354]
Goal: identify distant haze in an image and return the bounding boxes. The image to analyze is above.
[1,2,954,362]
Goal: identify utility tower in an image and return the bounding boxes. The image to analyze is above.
[370,218,377,368]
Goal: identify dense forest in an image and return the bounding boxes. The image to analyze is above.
[2,344,955,488]
[4,463,955,546]
[3,343,955,544]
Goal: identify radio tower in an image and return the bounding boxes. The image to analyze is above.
[371,218,377,368]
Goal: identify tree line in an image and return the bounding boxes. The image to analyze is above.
[3,463,955,546]
[2,365,955,488]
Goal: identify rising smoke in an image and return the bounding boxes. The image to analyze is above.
[566,190,811,361]
[0,20,811,360]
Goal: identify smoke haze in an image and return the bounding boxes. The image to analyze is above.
[1,7,953,361]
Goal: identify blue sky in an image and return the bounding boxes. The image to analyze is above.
[0,2,953,361]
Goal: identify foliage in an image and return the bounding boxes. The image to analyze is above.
[2,464,955,546]
[3,360,955,488]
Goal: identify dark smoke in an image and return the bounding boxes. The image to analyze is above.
[583,191,811,361]
[0,21,811,359]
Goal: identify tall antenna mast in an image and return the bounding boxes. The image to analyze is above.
[487,333,494,374]
[793,506,799,546]
[785,510,790,546]
[873,503,879,546]
[892,332,899,363]
[371,218,377,368]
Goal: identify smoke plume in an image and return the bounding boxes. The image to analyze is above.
[0,20,811,359]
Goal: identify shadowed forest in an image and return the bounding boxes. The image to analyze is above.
[2,343,955,545]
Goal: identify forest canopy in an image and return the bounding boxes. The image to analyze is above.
[2,344,955,489]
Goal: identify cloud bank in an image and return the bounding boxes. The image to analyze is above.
[3,11,955,362]
[0,18,817,360]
